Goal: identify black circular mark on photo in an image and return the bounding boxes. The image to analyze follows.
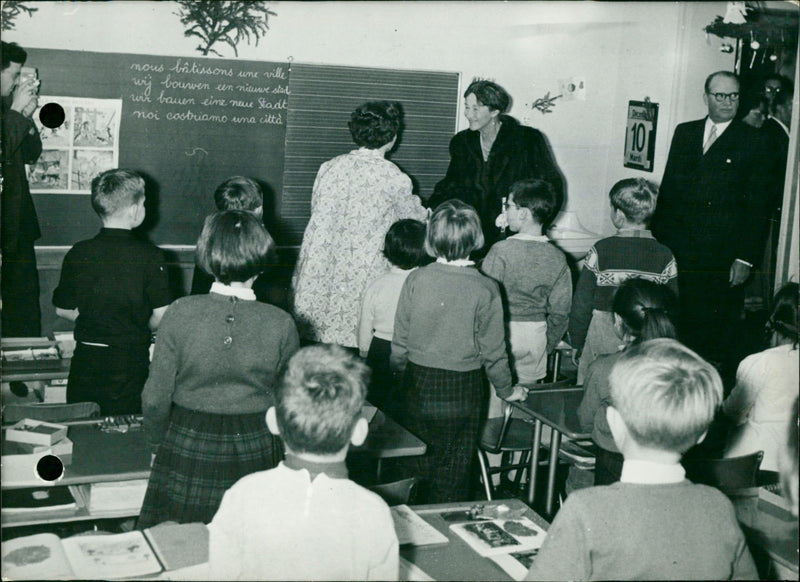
[36,454,64,482]
[39,102,66,129]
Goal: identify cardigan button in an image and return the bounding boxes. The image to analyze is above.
[223,336,233,346]
[226,315,235,323]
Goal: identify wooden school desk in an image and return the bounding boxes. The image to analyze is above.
[1,412,426,528]
[134,498,549,581]
[402,498,549,581]
[512,385,589,517]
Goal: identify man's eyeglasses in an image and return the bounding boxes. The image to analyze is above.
[502,200,518,210]
[707,92,740,103]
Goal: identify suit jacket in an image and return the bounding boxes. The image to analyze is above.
[760,117,789,217]
[651,118,772,271]
[1,99,42,254]
[430,115,563,248]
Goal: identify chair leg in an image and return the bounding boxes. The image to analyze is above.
[512,450,531,495]
[476,450,494,500]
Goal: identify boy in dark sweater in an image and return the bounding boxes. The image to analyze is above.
[482,179,571,385]
[53,169,171,414]
[526,338,757,581]
[569,178,678,384]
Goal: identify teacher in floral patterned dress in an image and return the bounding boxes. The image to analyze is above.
[292,101,427,348]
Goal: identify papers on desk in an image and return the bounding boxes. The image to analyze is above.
[449,516,546,557]
[1,531,162,580]
[391,505,449,546]
[489,550,541,581]
[82,479,149,514]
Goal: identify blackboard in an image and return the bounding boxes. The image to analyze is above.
[27,48,289,246]
[26,49,459,247]
[281,64,459,245]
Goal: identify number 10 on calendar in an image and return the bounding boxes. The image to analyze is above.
[624,100,658,172]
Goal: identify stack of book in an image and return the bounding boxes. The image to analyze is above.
[3,419,74,478]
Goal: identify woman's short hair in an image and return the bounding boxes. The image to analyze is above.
[609,178,659,224]
[348,101,402,149]
[610,338,722,453]
[213,176,263,212]
[425,199,484,261]
[383,219,428,270]
[613,278,678,343]
[463,80,511,113]
[767,282,799,348]
[195,210,274,284]
[509,179,558,228]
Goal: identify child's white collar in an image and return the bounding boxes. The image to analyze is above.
[210,281,256,301]
[436,258,475,267]
[620,459,686,484]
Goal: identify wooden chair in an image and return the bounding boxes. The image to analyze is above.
[683,450,764,495]
[477,402,538,500]
[369,477,416,506]
[2,402,101,424]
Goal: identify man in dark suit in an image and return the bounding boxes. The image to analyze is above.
[1,41,43,337]
[651,71,772,378]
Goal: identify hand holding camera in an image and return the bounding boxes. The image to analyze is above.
[12,66,39,117]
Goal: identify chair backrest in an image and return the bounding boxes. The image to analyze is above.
[2,402,101,424]
[369,478,416,506]
[683,451,764,493]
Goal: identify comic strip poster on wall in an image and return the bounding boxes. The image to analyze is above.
[27,97,122,194]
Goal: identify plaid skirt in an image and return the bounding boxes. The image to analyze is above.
[394,362,487,504]
[137,405,282,529]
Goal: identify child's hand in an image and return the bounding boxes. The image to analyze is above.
[503,385,529,402]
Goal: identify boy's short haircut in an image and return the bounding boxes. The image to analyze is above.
[425,199,484,261]
[196,210,274,284]
[609,177,658,224]
[509,179,558,228]
[609,338,722,453]
[213,176,263,212]
[90,169,145,218]
[276,344,369,455]
[383,219,427,269]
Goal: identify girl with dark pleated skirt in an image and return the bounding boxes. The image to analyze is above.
[137,211,299,528]
[390,200,526,503]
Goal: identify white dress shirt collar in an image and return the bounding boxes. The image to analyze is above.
[509,233,550,242]
[210,281,256,301]
[704,117,733,143]
[620,459,686,484]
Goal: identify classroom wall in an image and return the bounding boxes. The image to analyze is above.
[5,0,736,238]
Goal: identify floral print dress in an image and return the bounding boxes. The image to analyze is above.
[292,148,427,347]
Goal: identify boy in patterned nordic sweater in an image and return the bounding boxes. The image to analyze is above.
[569,178,678,384]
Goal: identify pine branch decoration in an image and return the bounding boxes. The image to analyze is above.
[174,1,277,57]
[1,1,38,31]
[530,92,562,114]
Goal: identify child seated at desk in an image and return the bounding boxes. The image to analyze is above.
[527,339,757,581]
[52,169,172,415]
[207,344,398,581]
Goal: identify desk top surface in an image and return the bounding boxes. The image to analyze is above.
[2,411,425,489]
[403,498,548,581]
[512,385,588,439]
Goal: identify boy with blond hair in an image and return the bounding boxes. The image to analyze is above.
[569,178,678,383]
[207,344,399,581]
[526,339,757,581]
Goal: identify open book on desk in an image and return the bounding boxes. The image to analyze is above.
[1,523,208,580]
[449,515,547,557]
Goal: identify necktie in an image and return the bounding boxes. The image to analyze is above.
[703,124,718,154]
